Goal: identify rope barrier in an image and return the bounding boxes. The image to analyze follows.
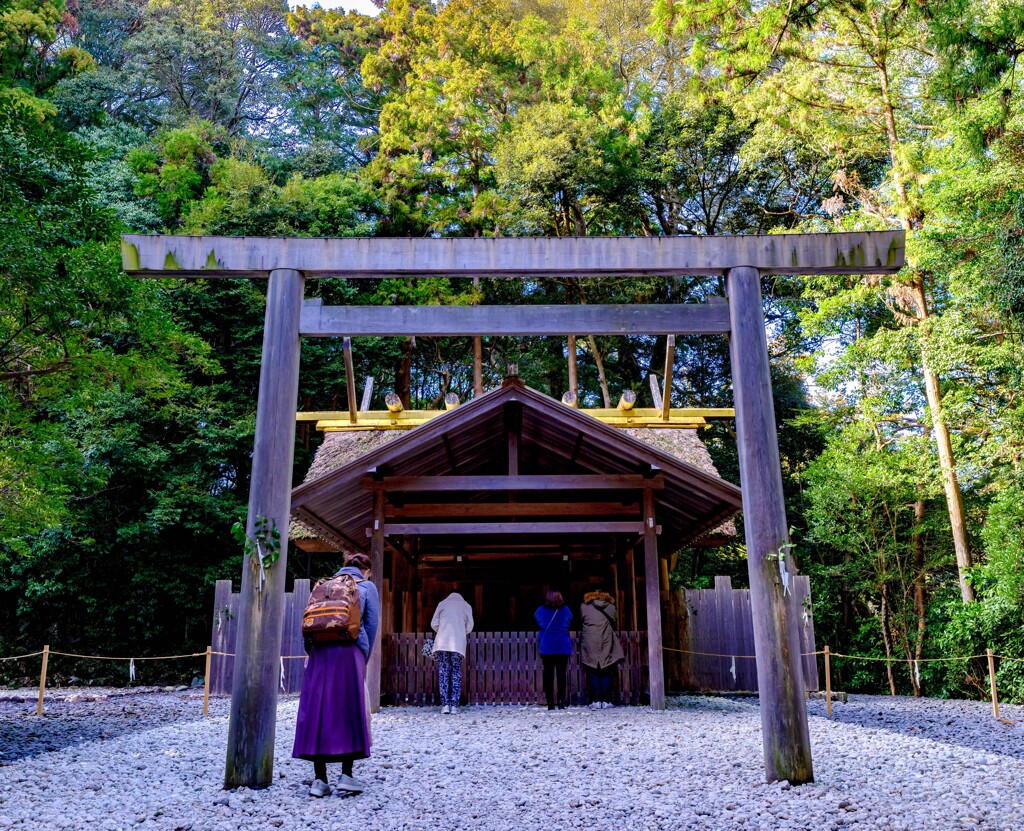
[0,651,44,662]
[660,647,821,658]
[827,652,991,663]
[5,644,1021,722]
[47,650,208,661]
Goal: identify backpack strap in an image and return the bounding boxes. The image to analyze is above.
[593,604,616,629]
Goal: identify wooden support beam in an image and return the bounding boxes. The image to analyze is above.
[507,404,520,477]
[300,304,730,337]
[381,521,647,535]
[122,231,907,278]
[343,337,357,424]
[318,416,705,431]
[360,376,374,411]
[225,268,303,789]
[297,407,737,420]
[662,335,675,420]
[643,488,666,710]
[298,406,731,432]
[618,390,637,411]
[568,335,578,397]
[473,276,484,397]
[367,474,665,492]
[578,407,733,419]
[473,338,484,396]
[367,490,385,713]
[728,266,813,785]
[386,502,641,518]
[628,547,638,632]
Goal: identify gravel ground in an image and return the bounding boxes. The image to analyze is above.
[1,689,1022,831]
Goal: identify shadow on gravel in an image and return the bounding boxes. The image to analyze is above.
[0,694,217,763]
[807,694,1024,761]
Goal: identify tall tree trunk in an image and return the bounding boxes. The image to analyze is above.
[910,281,975,603]
[880,589,897,696]
[910,494,927,696]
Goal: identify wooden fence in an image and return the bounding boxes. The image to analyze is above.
[209,575,817,698]
[664,575,819,692]
[384,631,649,707]
[210,579,309,695]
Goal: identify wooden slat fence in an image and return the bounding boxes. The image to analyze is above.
[210,579,310,695]
[664,575,818,693]
[385,631,649,706]
[211,574,817,699]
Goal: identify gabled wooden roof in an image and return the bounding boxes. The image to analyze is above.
[290,379,743,556]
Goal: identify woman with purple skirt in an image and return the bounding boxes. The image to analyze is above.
[293,553,380,798]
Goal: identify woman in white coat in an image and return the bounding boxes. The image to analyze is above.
[430,592,474,714]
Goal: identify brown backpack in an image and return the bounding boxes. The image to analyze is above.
[302,574,365,644]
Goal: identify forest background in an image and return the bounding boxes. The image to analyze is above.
[2,0,1024,701]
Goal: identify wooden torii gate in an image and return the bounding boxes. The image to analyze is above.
[122,231,905,789]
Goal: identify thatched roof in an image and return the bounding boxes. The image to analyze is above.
[621,427,736,542]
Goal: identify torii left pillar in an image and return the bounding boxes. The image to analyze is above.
[225,268,304,789]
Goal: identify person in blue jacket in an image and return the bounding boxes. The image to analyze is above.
[534,590,573,710]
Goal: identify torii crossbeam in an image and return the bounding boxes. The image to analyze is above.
[121,231,905,790]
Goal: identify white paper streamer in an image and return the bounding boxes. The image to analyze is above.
[914,659,921,687]
[280,657,286,691]
[256,542,267,595]
[778,555,792,596]
[730,656,737,682]
[129,658,136,683]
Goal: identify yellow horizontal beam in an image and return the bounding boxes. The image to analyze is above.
[317,417,708,431]
[301,405,731,432]
[298,406,734,423]
[586,417,707,427]
[576,407,734,419]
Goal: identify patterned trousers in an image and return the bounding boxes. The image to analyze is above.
[436,650,463,707]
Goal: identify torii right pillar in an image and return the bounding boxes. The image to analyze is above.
[727,267,813,785]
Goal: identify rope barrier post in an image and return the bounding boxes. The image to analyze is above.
[824,645,832,719]
[203,645,213,717]
[36,645,50,716]
[987,648,999,719]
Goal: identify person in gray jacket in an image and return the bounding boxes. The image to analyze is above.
[430,592,474,714]
[579,591,624,709]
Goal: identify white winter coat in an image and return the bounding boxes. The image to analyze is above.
[430,593,474,656]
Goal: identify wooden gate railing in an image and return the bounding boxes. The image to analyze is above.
[385,631,650,706]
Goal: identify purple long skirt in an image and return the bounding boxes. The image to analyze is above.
[292,642,371,762]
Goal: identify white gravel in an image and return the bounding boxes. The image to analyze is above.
[1,689,1022,830]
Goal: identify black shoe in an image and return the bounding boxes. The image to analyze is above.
[547,703,556,710]
[557,702,566,710]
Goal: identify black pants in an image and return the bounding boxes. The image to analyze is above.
[541,654,569,707]
[314,755,355,783]
[585,665,614,703]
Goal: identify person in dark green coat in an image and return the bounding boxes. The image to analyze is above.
[579,591,624,708]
